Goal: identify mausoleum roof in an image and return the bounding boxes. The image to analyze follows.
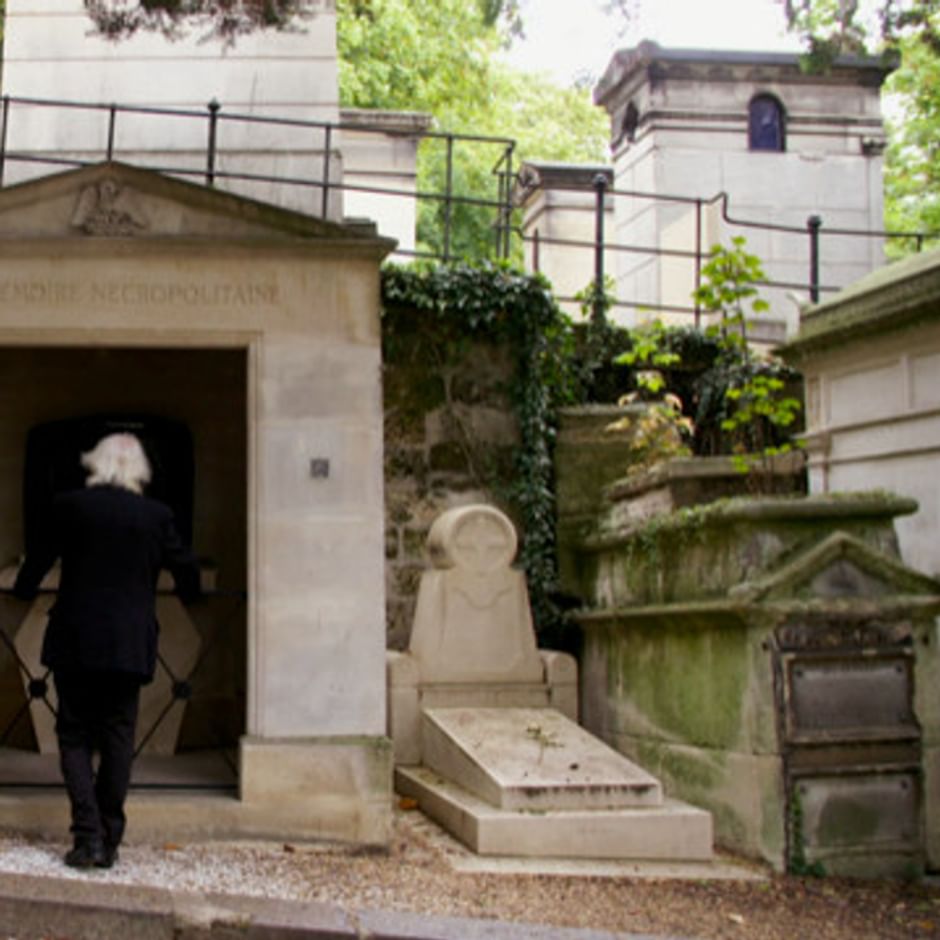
[0,161,397,257]
[595,39,895,108]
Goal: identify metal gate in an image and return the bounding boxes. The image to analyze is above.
[0,587,245,792]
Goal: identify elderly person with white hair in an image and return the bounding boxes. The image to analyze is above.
[13,432,200,870]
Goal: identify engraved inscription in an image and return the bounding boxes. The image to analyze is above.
[0,280,82,305]
[0,277,279,308]
[88,281,279,306]
[776,619,913,652]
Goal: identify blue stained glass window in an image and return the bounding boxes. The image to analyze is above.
[749,95,785,152]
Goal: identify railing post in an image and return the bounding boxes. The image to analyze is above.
[808,214,822,303]
[494,152,507,259]
[321,124,332,219]
[592,172,608,326]
[206,98,221,186]
[502,143,514,259]
[694,198,703,328]
[107,104,117,162]
[0,97,10,188]
[443,134,454,261]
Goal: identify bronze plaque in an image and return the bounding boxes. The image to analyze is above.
[796,772,919,850]
[785,655,916,741]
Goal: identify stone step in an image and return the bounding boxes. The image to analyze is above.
[0,790,380,845]
[396,765,714,861]
[422,707,663,811]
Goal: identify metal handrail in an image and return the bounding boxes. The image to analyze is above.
[0,93,518,261]
[1,93,938,311]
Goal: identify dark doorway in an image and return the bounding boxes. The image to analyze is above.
[0,346,247,790]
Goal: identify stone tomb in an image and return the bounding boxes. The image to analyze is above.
[389,504,713,861]
[0,161,394,845]
[571,474,940,876]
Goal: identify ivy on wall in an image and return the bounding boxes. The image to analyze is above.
[381,261,575,640]
[380,252,804,642]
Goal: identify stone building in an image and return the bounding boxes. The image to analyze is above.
[781,247,940,875]
[783,248,940,583]
[0,161,394,843]
[1,0,427,253]
[519,42,892,332]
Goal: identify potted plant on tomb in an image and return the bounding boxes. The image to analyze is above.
[603,237,805,508]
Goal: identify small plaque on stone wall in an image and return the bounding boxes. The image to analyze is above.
[795,772,919,852]
[783,654,917,741]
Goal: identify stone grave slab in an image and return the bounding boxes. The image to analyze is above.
[421,706,662,811]
[396,764,713,861]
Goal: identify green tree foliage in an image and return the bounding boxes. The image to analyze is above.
[784,0,940,62]
[83,0,523,41]
[608,239,802,469]
[781,1,940,248]
[884,35,940,247]
[337,0,608,259]
[337,0,498,116]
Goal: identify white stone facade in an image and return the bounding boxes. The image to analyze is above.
[592,43,892,335]
[2,0,340,216]
[2,2,431,250]
[785,249,940,583]
[339,109,433,258]
[0,162,394,844]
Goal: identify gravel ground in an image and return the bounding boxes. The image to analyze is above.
[0,807,937,940]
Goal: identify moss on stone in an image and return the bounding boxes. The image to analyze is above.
[610,623,750,750]
[655,745,726,793]
[816,797,881,847]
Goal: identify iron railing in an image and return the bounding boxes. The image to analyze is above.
[0,94,936,319]
[528,174,940,325]
[0,586,245,790]
[0,94,518,262]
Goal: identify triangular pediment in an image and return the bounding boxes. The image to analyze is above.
[730,531,940,603]
[0,162,395,250]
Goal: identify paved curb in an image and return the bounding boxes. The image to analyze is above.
[0,870,691,940]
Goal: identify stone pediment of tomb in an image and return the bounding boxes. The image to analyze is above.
[0,161,395,251]
[730,531,940,604]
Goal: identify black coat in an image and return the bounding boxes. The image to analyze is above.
[13,484,201,682]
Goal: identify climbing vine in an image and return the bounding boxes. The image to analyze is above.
[380,247,804,639]
[381,260,576,639]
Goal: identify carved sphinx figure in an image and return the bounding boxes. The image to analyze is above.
[407,504,544,684]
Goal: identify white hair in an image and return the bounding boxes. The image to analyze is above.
[81,432,152,494]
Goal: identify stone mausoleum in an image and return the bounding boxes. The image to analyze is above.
[519,42,893,333]
[0,161,394,843]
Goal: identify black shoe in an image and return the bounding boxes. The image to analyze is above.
[96,845,119,869]
[64,840,106,869]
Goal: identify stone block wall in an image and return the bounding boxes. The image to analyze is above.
[382,338,519,649]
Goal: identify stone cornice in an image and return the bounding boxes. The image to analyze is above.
[781,249,940,361]
[595,40,896,110]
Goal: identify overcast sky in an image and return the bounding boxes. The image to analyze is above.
[504,0,800,86]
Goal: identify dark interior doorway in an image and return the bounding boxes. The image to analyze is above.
[0,346,247,789]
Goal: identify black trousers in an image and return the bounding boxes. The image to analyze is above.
[53,670,142,849]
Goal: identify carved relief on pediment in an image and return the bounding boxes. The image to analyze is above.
[71,178,149,236]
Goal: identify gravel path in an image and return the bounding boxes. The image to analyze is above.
[0,808,936,940]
